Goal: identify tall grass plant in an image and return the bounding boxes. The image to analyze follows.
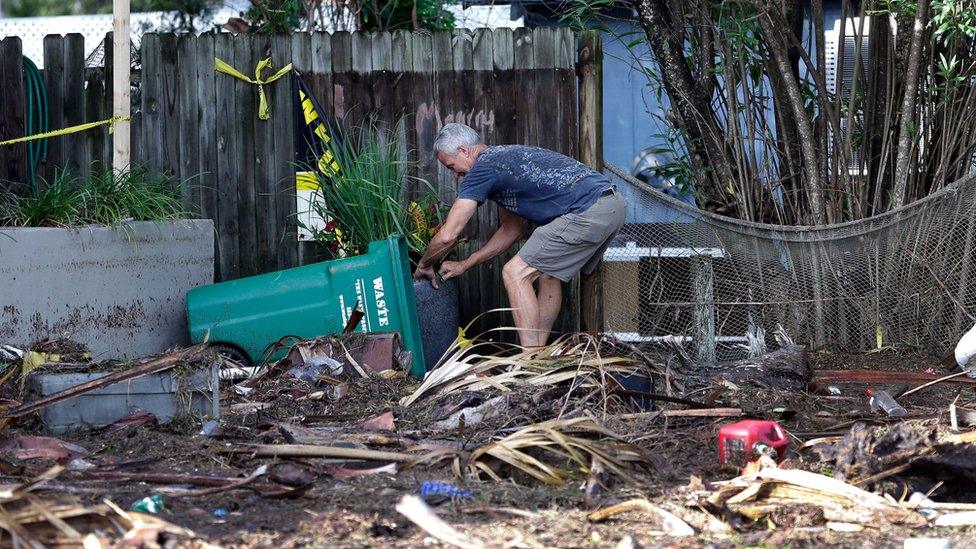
[304,119,444,260]
[0,165,186,228]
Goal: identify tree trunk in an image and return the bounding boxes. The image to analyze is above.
[755,2,826,224]
[635,0,737,196]
[811,0,828,195]
[864,11,891,216]
[891,0,929,208]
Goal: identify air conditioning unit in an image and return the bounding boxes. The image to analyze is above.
[824,15,872,176]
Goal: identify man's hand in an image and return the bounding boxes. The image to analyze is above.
[439,260,469,281]
[413,265,439,289]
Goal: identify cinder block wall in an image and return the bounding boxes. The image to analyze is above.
[0,220,214,360]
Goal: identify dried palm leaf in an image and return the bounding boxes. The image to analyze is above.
[401,329,650,407]
[468,416,651,486]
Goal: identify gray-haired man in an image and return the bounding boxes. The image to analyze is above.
[414,123,625,348]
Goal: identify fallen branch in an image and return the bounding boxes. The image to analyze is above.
[157,465,268,497]
[1,345,211,419]
[277,424,463,450]
[77,471,254,487]
[617,408,742,420]
[224,444,417,462]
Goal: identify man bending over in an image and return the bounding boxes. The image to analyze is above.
[414,123,626,348]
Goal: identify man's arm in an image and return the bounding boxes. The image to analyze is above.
[414,199,479,285]
[438,206,522,280]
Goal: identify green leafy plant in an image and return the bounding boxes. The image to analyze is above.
[241,0,305,33]
[0,171,84,227]
[301,119,446,264]
[82,166,185,224]
[0,165,186,228]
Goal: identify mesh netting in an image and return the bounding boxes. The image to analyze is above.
[601,163,976,359]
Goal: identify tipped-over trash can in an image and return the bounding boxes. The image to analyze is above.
[186,235,426,377]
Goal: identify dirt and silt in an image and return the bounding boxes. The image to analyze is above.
[4,342,976,548]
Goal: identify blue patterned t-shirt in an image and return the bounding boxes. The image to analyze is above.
[456,145,611,225]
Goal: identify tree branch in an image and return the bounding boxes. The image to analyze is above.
[891,0,930,208]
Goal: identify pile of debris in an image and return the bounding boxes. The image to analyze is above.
[2,326,976,545]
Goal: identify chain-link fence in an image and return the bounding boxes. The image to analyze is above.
[601,164,976,360]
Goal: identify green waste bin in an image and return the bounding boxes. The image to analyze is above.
[186,235,426,378]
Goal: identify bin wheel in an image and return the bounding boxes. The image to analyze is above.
[212,345,252,367]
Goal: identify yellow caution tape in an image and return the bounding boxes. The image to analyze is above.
[0,116,129,147]
[215,57,293,120]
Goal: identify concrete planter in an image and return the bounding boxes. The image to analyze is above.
[413,278,459,371]
[26,366,219,435]
[0,220,214,360]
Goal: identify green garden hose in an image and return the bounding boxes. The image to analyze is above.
[22,56,48,192]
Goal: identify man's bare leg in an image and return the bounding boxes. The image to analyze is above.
[502,255,543,347]
[536,274,562,346]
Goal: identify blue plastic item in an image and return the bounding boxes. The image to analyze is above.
[419,481,473,499]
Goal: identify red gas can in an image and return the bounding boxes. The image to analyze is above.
[718,420,789,466]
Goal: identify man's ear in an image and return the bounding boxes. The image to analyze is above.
[457,145,470,157]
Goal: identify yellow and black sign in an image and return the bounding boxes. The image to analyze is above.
[293,71,341,189]
[293,71,343,240]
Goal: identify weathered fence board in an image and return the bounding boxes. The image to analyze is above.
[213,32,241,280]
[0,28,583,335]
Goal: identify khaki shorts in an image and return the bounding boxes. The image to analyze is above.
[518,189,626,282]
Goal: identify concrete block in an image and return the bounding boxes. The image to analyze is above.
[0,220,214,360]
[26,365,219,434]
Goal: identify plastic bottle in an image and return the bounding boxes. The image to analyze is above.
[867,388,907,417]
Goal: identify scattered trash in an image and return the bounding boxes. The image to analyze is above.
[0,435,88,461]
[396,495,489,548]
[324,463,398,478]
[933,511,976,527]
[65,457,97,471]
[718,420,789,466]
[109,410,159,432]
[419,481,473,500]
[199,419,221,437]
[827,385,841,395]
[705,467,927,527]
[904,538,951,549]
[908,492,938,518]
[212,508,229,517]
[0,345,23,361]
[269,462,318,486]
[867,388,908,417]
[358,410,395,431]
[130,494,166,514]
[288,355,343,382]
[586,498,695,537]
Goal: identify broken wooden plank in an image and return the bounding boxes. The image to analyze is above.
[816,369,976,386]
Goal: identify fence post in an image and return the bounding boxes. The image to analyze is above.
[578,30,605,334]
[112,0,131,172]
[693,254,717,364]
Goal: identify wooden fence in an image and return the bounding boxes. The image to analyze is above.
[0,28,586,333]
